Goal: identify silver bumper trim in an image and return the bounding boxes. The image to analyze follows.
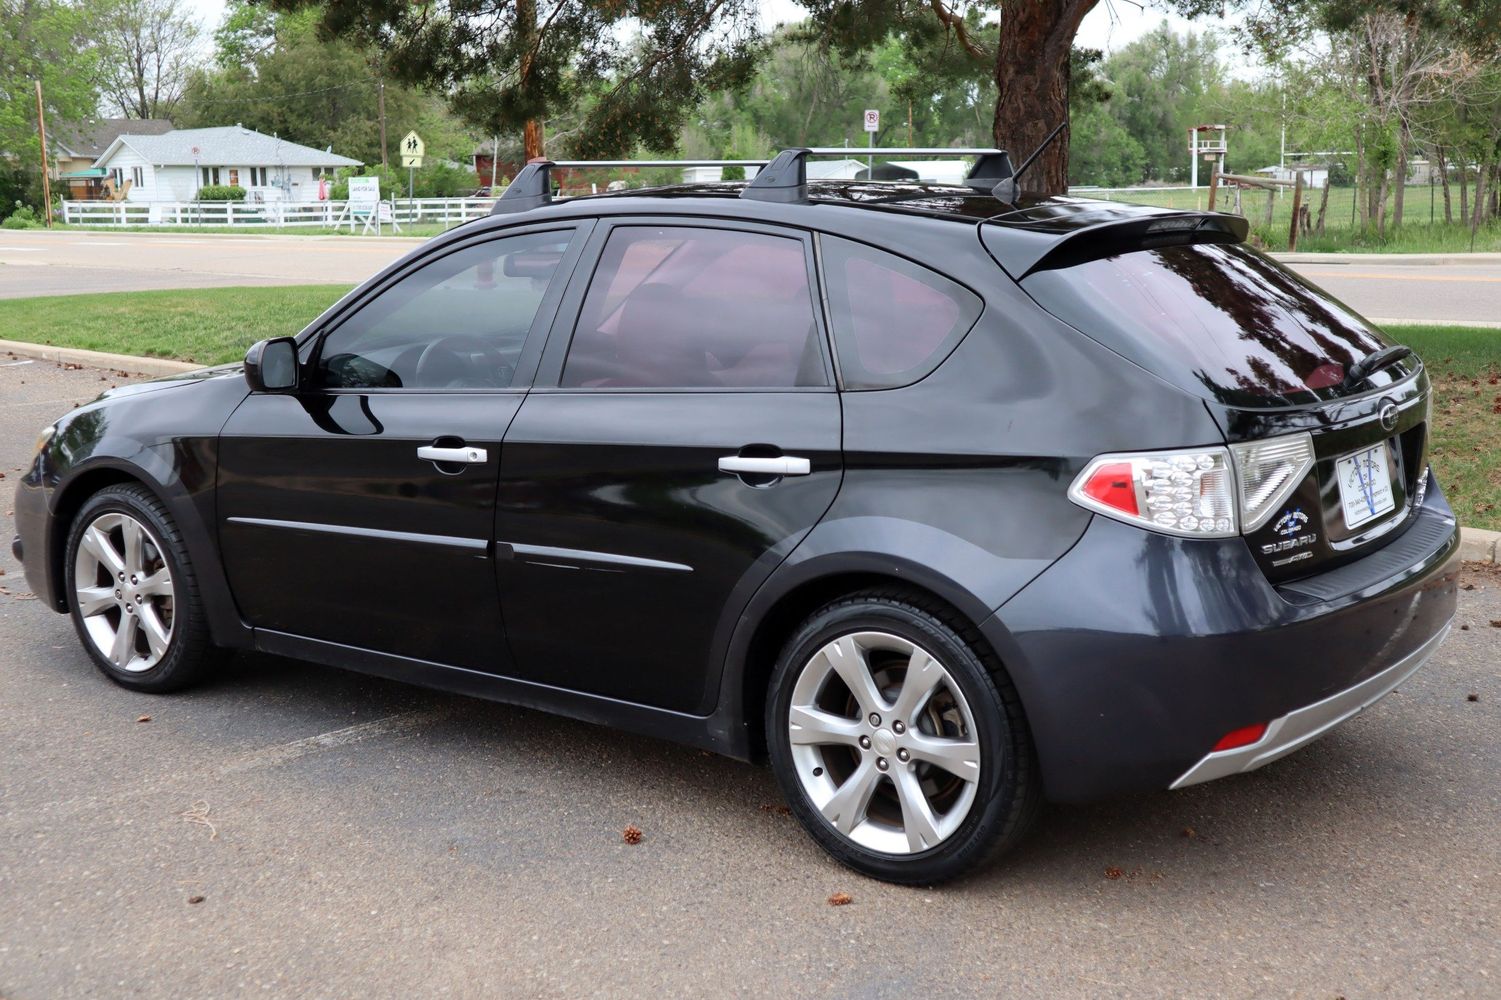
[1170,619,1453,790]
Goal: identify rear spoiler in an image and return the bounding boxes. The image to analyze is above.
[980,210,1249,279]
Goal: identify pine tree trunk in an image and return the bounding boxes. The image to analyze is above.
[992,0,1099,196]
[1459,160,1469,222]
[1393,123,1409,228]
[518,0,545,160]
[1315,176,1331,236]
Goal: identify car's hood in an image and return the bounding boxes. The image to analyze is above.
[94,361,244,402]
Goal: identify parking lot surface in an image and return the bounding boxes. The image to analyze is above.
[1,359,1498,998]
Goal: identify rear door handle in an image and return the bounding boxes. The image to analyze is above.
[418,445,488,465]
[717,455,812,476]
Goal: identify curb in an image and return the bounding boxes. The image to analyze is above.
[0,338,201,377]
[1461,527,1500,565]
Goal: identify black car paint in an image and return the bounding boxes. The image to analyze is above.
[13,186,1461,804]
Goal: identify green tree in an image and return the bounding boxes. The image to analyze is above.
[180,3,473,169]
[0,0,99,215]
[262,0,765,161]
[94,0,202,118]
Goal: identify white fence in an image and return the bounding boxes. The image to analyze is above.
[60,197,499,230]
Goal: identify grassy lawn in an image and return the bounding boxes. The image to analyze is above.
[1088,185,1501,253]
[0,285,353,365]
[0,291,1494,527]
[1385,324,1501,531]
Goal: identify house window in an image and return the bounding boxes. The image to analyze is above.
[131,166,144,187]
[200,167,220,186]
[111,168,124,187]
[228,168,240,187]
[248,167,268,187]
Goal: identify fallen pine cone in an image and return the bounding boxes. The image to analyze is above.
[187,895,205,905]
[827,892,852,906]
[622,824,643,845]
[1469,693,1481,702]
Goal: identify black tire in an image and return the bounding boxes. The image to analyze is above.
[63,483,222,693]
[765,590,1041,884]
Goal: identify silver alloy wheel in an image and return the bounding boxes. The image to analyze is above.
[73,511,175,673]
[788,631,982,855]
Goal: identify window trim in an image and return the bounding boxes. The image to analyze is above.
[531,216,837,394]
[302,221,592,395]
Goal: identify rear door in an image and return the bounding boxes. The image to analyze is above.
[495,219,843,714]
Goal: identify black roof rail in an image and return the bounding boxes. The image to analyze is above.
[490,159,554,215]
[740,147,810,204]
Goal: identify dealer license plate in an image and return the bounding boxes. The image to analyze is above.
[1336,443,1396,530]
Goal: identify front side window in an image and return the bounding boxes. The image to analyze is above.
[821,236,983,390]
[317,230,573,390]
[561,226,826,389]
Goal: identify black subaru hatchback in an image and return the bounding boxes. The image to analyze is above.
[12,149,1460,883]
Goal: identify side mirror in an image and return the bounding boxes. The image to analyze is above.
[244,337,299,392]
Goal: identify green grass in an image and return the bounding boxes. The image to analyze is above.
[0,285,353,365]
[1385,324,1501,531]
[0,291,1494,527]
[1089,184,1501,253]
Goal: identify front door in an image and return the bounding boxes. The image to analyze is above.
[496,222,843,713]
[218,225,584,670]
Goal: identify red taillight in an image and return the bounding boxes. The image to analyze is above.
[1079,461,1138,517]
[1211,722,1268,753]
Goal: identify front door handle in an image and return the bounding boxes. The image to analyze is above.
[717,455,812,476]
[418,444,488,465]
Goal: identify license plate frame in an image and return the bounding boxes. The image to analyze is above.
[1336,442,1397,530]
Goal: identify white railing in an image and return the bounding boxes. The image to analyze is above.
[60,197,501,230]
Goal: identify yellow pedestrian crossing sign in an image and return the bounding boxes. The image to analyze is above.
[400,131,425,168]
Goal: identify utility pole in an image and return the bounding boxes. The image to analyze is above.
[490,136,499,190]
[35,81,53,227]
[378,78,388,169]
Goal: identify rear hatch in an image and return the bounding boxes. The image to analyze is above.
[1012,236,1429,583]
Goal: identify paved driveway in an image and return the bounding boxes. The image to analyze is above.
[1,359,1498,998]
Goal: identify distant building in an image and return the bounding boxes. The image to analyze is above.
[51,118,173,199]
[1255,165,1330,189]
[90,126,362,202]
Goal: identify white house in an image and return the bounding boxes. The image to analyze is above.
[91,126,362,203]
[1255,165,1330,189]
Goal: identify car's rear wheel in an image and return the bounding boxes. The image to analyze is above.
[766,592,1040,884]
[64,484,220,692]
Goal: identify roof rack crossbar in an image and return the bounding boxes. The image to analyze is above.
[491,147,1017,214]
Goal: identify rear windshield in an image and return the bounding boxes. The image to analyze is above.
[1022,243,1413,407]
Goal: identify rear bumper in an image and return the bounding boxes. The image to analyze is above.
[1169,618,1451,788]
[986,476,1461,803]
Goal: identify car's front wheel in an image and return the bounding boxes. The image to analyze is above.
[64,483,220,692]
[766,592,1040,884]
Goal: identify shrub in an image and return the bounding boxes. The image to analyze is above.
[196,184,247,202]
[1,202,38,228]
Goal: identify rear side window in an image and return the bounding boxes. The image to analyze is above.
[820,237,982,390]
[1022,243,1404,407]
[561,226,826,389]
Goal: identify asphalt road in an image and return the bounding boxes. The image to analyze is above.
[2,229,1499,326]
[1,359,1498,998]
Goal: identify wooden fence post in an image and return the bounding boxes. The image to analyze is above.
[1207,168,1220,212]
[1287,171,1304,251]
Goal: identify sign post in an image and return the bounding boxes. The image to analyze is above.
[400,130,425,215]
[348,175,381,234]
[863,109,879,176]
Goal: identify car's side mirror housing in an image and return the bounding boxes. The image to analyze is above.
[244,337,300,392]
